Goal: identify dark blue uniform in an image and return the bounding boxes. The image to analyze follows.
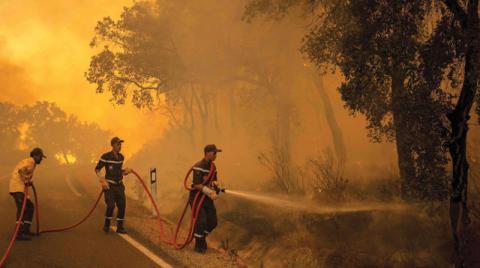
[95,151,126,224]
[190,159,218,239]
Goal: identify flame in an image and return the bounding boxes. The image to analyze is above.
[54,153,77,165]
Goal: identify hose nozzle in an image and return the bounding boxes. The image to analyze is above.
[215,187,226,194]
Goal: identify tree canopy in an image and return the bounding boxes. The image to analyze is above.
[0,101,111,166]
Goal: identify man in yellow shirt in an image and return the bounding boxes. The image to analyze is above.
[9,148,46,241]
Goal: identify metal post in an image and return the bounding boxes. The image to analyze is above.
[150,167,157,216]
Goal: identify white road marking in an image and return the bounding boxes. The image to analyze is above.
[65,175,83,197]
[111,227,173,268]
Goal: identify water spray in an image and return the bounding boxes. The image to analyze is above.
[223,189,406,215]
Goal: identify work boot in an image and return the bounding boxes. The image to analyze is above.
[204,232,209,249]
[16,225,31,241]
[194,237,207,253]
[103,218,111,233]
[16,232,32,241]
[23,223,36,236]
[116,220,127,234]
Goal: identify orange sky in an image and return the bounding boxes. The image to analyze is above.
[0,0,168,156]
[0,0,397,169]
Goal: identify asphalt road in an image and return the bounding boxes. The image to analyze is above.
[0,172,163,268]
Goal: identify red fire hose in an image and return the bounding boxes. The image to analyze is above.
[131,162,216,249]
[30,162,215,248]
[1,163,215,266]
[131,170,165,238]
[32,185,104,234]
[0,186,29,267]
[170,163,216,249]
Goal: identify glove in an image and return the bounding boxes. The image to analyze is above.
[123,168,132,175]
[209,192,218,200]
[96,170,109,190]
[100,180,110,190]
[202,186,218,200]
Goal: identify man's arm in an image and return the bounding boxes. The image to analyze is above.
[120,154,131,175]
[94,158,105,178]
[192,167,217,200]
[192,167,206,190]
[193,175,217,190]
[95,158,109,190]
[212,170,220,191]
[18,166,34,184]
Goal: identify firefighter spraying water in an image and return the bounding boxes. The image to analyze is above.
[188,144,225,253]
[0,140,413,268]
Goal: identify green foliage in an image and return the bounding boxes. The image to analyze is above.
[245,0,455,200]
[301,0,430,140]
[0,102,24,164]
[87,0,315,152]
[0,101,111,165]
[243,0,322,22]
[86,1,184,108]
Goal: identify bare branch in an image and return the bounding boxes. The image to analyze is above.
[113,75,160,91]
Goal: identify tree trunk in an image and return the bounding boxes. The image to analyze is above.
[192,88,209,143]
[391,70,417,199]
[212,94,220,133]
[273,83,295,193]
[446,1,479,264]
[310,70,347,164]
[186,129,196,147]
[228,88,237,133]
